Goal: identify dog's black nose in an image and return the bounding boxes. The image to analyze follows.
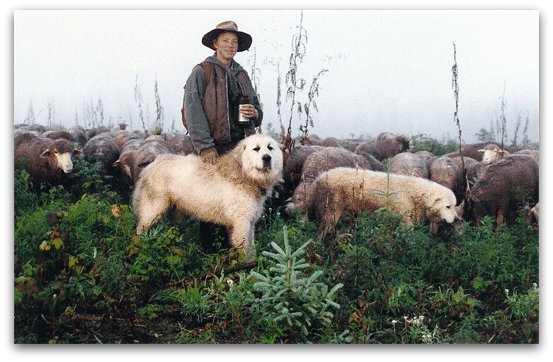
[262,154,272,168]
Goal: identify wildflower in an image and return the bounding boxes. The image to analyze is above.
[111,205,122,218]
[39,241,51,251]
[391,319,398,326]
[505,288,509,295]
[421,333,433,344]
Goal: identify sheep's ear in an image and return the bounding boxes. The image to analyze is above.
[40,149,51,158]
[478,149,485,153]
[73,149,82,156]
[113,160,121,168]
[499,149,506,155]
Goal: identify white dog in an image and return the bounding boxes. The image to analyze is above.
[132,134,283,261]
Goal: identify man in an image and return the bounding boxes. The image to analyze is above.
[184,20,263,163]
[183,21,263,251]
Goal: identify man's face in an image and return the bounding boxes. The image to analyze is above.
[213,32,239,63]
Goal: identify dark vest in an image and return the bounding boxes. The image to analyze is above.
[203,64,256,144]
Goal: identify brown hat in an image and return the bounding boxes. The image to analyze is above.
[201,20,252,52]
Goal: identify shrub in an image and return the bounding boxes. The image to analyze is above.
[251,226,343,343]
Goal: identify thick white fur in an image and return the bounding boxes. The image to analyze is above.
[305,167,459,236]
[132,134,283,260]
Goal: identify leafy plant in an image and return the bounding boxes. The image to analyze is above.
[251,226,343,342]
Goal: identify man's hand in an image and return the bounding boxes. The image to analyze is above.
[239,104,258,119]
[201,150,219,165]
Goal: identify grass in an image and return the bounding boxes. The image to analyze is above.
[13,160,538,344]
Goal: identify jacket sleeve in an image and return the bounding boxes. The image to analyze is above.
[241,70,263,128]
[251,93,263,128]
[184,65,216,155]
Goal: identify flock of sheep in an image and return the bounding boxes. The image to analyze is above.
[14,123,540,235]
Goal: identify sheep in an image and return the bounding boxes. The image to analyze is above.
[113,131,143,151]
[480,144,510,164]
[375,132,410,161]
[428,156,466,205]
[285,147,373,216]
[42,130,77,144]
[83,133,120,177]
[515,149,539,163]
[465,154,539,226]
[15,137,80,184]
[14,129,38,151]
[388,152,429,179]
[129,139,174,182]
[322,137,341,148]
[414,150,435,164]
[68,126,88,148]
[167,134,195,155]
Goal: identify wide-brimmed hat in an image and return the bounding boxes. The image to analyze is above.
[201,20,252,52]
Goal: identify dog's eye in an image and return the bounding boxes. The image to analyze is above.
[268,145,273,151]
[446,206,451,209]
[253,146,260,152]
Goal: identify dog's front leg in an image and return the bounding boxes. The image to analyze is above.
[229,221,256,262]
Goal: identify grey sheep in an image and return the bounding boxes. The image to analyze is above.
[389,152,429,179]
[428,156,465,205]
[84,133,121,176]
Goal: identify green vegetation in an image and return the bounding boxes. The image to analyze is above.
[14,160,538,344]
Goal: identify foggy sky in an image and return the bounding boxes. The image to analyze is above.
[13,9,539,143]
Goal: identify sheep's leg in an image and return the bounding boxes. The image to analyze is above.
[496,209,505,226]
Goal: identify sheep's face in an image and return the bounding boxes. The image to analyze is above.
[41,148,74,174]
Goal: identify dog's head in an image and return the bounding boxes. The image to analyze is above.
[429,189,459,224]
[240,134,283,186]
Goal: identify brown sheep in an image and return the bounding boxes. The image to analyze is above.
[42,130,77,144]
[322,137,341,148]
[167,134,195,155]
[465,154,539,226]
[113,131,143,151]
[375,132,410,161]
[14,129,38,151]
[389,152,429,178]
[15,137,80,184]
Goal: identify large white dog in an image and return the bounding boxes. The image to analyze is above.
[132,134,283,261]
[302,167,459,237]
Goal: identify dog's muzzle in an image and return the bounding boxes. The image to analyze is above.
[262,154,272,170]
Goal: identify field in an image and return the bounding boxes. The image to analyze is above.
[14,150,539,344]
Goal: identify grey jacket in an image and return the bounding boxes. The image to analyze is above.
[184,55,263,155]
